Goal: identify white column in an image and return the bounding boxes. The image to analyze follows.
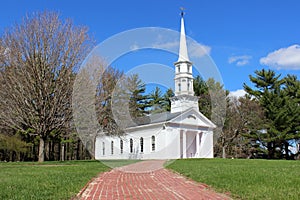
[196,132,200,158]
[182,130,187,158]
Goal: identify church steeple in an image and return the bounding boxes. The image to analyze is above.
[170,10,199,113]
[178,13,189,62]
[174,12,194,96]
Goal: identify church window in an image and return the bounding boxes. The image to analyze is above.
[130,138,133,153]
[187,82,190,91]
[151,136,155,151]
[102,142,105,155]
[177,66,180,72]
[111,141,114,155]
[120,139,123,154]
[140,137,144,153]
[178,83,181,91]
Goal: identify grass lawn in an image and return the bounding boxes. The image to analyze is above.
[167,159,300,200]
[0,160,110,200]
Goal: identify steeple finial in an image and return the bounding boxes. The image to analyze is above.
[178,7,189,62]
[180,7,185,17]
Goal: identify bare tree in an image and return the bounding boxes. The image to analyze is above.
[218,96,266,158]
[0,11,92,162]
[96,65,124,135]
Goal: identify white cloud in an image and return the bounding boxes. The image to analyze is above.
[228,89,246,99]
[236,59,249,66]
[228,55,252,66]
[260,44,300,70]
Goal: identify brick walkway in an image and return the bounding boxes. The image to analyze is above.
[77,160,231,200]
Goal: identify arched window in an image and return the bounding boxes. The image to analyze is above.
[177,66,180,72]
[187,82,190,91]
[111,141,114,155]
[120,139,123,154]
[102,142,105,155]
[140,137,144,153]
[178,83,181,92]
[130,138,133,153]
[151,136,155,151]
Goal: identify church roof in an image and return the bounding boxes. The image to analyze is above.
[126,111,182,128]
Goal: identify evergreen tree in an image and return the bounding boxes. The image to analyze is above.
[126,74,149,118]
[161,88,174,112]
[148,87,165,114]
[281,75,300,158]
[193,75,211,118]
[244,69,300,159]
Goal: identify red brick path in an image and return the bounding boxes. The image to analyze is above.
[77,160,231,200]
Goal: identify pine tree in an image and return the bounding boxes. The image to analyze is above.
[148,87,165,114]
[126,74,149,118]
[244,69,300,159]
[161,88,174,112]
[193,75,211,118]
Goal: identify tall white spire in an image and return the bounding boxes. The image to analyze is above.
[173,11,194,97]
[178,14,190,62]
[170,10,199,113]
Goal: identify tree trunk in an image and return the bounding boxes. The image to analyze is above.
[76,139,80,160]
[9,151,13,162]
[45,140,49,161]
[38,138,45,162]
[50,141,55,161]
[284,142,290,160]
[222,146,226,158]
[267,142,274,159]
[61,143,65,161]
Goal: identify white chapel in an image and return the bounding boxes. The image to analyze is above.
[95,13,216,160]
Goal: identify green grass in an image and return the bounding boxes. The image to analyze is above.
[166,159,300,200]
[0,160,110,200]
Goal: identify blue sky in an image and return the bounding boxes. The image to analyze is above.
[1,0,300,96]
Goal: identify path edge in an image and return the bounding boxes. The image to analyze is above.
[165,167,233,200]
[71,169,112,200]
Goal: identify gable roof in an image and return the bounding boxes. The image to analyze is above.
[126,111,182,128]
[126,108,216,129]
[169,108,217,128]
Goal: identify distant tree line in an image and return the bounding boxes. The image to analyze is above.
[0,11,299,162]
